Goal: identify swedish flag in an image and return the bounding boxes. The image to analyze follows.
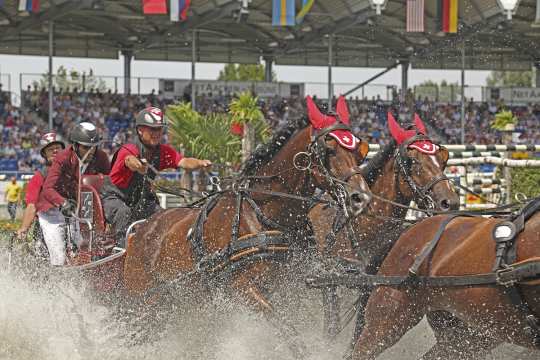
[272,0,295,26]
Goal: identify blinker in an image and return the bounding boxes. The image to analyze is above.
[493,221,517,242]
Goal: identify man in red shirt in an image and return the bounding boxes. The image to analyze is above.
[16,133,65,241]
[36,122,110,266]
[101,107,211,247]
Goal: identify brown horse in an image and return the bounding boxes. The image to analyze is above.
[121,96,370,353]
[309,112,459,337]
[352,204,540,359]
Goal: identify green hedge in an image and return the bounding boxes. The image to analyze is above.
[511,167,540,199]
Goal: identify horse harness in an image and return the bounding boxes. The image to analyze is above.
[395,135,450,212]
[185,122,364,277]
[308,197,540,346]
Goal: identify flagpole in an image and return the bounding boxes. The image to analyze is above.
[48,20,54,131]
[191,29,197,110]
[460,41,465,144]
[327,34,333,111]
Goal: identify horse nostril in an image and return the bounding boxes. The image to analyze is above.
[439,199,450,211]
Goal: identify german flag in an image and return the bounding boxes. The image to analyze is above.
[438,0,458,33]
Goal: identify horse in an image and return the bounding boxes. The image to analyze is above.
[352,200,540,359]
[309,111,460,338]
[121,95,371,354]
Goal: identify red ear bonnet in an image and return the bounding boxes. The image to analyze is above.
[388,112,438,154]
[414,113,427,135]
[306,95,358,150]
[336,96,350,125]
[387,112,414,145]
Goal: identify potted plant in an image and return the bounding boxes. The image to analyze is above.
[228,91,269,162]
[491,110,518,132]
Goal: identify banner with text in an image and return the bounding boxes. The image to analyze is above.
[159,79,304,99]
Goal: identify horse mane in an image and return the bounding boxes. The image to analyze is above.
[361,139,397,187]
[241,117,309,176]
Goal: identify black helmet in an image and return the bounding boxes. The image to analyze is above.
[135,107,167,128]
[70,122,100,146]
[39,132,65,157]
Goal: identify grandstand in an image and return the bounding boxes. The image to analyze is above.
[1,0,540,195]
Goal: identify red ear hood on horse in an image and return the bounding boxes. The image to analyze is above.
[388,112,438,154]
[414,113,427,135]
[387,111,416,145]
[306,95,359,150]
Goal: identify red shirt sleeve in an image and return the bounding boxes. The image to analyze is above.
[25,171,44,204]
[109,144,139,189]
[159,144,183,170]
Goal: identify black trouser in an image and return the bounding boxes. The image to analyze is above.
[7,201,17,221]
[101,182,160,247]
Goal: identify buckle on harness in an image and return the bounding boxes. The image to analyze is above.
[496,266,517,287]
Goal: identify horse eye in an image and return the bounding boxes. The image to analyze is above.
[326,147,337,156]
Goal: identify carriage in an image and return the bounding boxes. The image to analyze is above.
[56,174,126,293]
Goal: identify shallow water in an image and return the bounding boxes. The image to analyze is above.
[0,247,539,360]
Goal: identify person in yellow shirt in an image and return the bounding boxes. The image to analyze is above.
[5,176,22,221]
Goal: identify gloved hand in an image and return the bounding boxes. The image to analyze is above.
[60,199,77,217]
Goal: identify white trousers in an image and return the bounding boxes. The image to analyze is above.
[37,208,81,266]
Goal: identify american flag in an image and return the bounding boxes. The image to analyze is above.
[406,0,424,32]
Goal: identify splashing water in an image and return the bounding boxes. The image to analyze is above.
[1,246,538,360]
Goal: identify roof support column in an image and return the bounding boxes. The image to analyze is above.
[327,34,333,111]
[264,56,274,83]
[191,29,198,110]
[460,42,466,144]
[122,50,133,95]
[48,20,54,131]
[535,60,540,88]
[401,60,409,103]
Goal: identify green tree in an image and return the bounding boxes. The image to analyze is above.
[167,100,268,167]
[218,64,276,82]
[486,71,532,87]
[33,66,107,91]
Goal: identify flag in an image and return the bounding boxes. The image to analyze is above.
[296,0,314,24]
[179,0,190,21]
[272,0,295,26]
[18,0,40,12]
[406,0,424,32]
[439,0,458,33]
[142,0,167,14]
[170,0,179,21]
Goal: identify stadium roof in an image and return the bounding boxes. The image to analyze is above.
[0,0,539,71]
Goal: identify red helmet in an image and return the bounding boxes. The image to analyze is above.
[40,132,65,158]
[135,107,167,128]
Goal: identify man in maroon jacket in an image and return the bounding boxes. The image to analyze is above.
[36,122,110,266]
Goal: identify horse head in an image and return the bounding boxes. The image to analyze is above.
[387,112,459,211]
[305,95,371,215]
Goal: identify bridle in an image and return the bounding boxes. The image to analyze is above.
[298,121,368,218]
[394,134,450,211]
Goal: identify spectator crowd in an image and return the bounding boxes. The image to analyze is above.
[1,83,540,174]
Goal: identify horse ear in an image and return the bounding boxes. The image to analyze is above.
[336,96,350,125]
[306,96,324,129]
[358,139,369,160]
[387,112,407,145]
[414,113,427,135]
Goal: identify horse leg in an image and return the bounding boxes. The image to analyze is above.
[352,286,425,360]
[350,287,372,350]
[422,311,496,360]
[322,285,340,338]
[231,268,309,359]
